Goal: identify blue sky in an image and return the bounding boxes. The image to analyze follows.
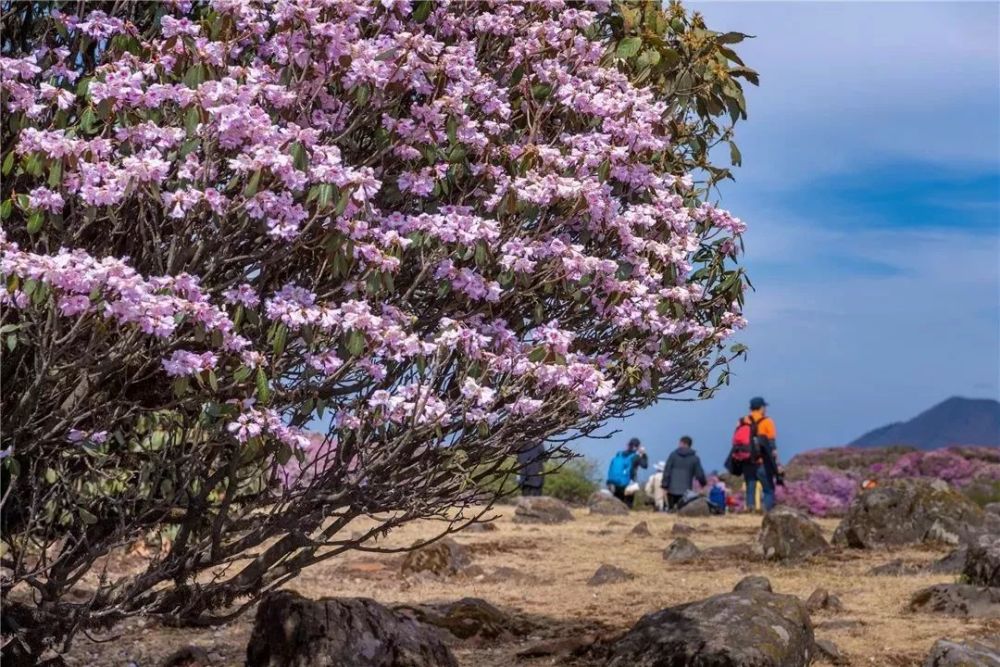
[574,2,1000,474]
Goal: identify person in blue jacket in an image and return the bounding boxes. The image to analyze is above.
[606,438,648,508]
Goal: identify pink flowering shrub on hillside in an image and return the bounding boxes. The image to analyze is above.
[0,1,756,657]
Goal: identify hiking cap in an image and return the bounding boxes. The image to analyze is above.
[749,397,768,410]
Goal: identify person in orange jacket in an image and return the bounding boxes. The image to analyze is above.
[742,397,782,512]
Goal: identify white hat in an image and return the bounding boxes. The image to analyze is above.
[655,461,665,472]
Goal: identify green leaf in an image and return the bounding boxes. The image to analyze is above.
[290,142,308,171]
[447,116,458,145]
[529,347,547,362]
[272,324,288,357]
[617,37,643,59]
[6,334,17,352]
[78,507,98,525]
[346,330,365,357]
[317,184,334,210]
[412,0,432,22]
[244,169,262,197]
[728,141,742,167]
[185,107,200,136]
[80,108,98,135]
[45,468,57,484]
[48,160,62,188]
[233,365,251,383]
[256,367,271,403]
[0,199,12,220]
[355,85,370,106]
[172,377,189,396]
[1,152,14,176]
[207,369,219,392]
[716,31,750,45]
[27,212,44,234]
[334,189,351,216]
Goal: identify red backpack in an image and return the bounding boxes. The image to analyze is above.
[728,416,761,470]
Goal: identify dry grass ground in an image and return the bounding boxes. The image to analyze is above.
[67,508,998,666]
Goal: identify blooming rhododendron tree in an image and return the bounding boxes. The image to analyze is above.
[0,0,754,658]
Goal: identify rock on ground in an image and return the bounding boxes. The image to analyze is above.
[629,521,652,538]
[963,535,1000,587]
[868,559,922,576]
[816,638,848,665]
[606,587,815,667]
[400,538,472,577]
[924,638,1000,667]
[245,590,457,667]
[733,575,773,593]
[677,497,710,517]
[160,646,212,667]
[985,502,1000,517]
[753,507,829,561]
[671,522,696,535]
[394,597,525,642]
[832,479,985,549]
[909,584,1000,619]
[663,537,701,563]
[587,491,630,516]
[512,496,574,524]
[806,587,844,613]
[587,563,635,586]
[927,547,968,575]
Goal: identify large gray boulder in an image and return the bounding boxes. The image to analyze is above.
[246,591,457,667]
[512,496,574,524]
[753,507,829,561]
[833,480,986,548]
[910,584,1000,619]
[588,491,630,516]
[607,588,815,667]
[963,535,1000,587]
[924,638,1000,666]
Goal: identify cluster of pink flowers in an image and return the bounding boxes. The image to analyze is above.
[2,1,748,455]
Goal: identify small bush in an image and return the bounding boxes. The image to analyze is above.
[543,458,599,505]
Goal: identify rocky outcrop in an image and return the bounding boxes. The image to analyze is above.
[245,591,457,667]
[512,496,574,524]
[606,587,815,667]
[909,584,1000,619]
[963,535,1000,587]
[587,491,630,516]
[400,538,472,577]
[662,537,700,563]
[833,480,985,548]
[924,638,1000,666]
[753,507,829,561]
[587,564,635,586]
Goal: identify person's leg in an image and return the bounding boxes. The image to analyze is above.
[667,494,680,511]
[522,486,541,497]
[623,492,634,509]
[743,470,757,511]
[759,470,776,511]
[612,484,626,503]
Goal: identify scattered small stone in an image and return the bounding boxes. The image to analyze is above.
[463,521,498,533]
[806,587,844,613]
[588,563,635,586]
[868,559,921,576]
[816,638,848,665]
[662,537,700,563]
[400,538,473,577]
[671,522,695,535]
[814,619,865,632]
[513,496,574,524]
[516,635,595,659]
[629,521,652,538]
[160,646,211,667]
[588,491,630,516]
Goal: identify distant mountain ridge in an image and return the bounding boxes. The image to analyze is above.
[850,396,1000,449]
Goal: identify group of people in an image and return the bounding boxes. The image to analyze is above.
[516,396,783,514]
[610,396,782,513]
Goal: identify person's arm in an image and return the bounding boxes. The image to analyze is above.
[661,453,674,489]
[694,457,707,487]
[631,451,648,481]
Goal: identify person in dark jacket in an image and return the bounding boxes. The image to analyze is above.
[661,436,707,511]
[516,442,546,497]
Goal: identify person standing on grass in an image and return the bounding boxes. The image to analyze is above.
[516,442,546,497]
[606,437,648,508]
[740,397,781,512]
[661,436,707,511]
